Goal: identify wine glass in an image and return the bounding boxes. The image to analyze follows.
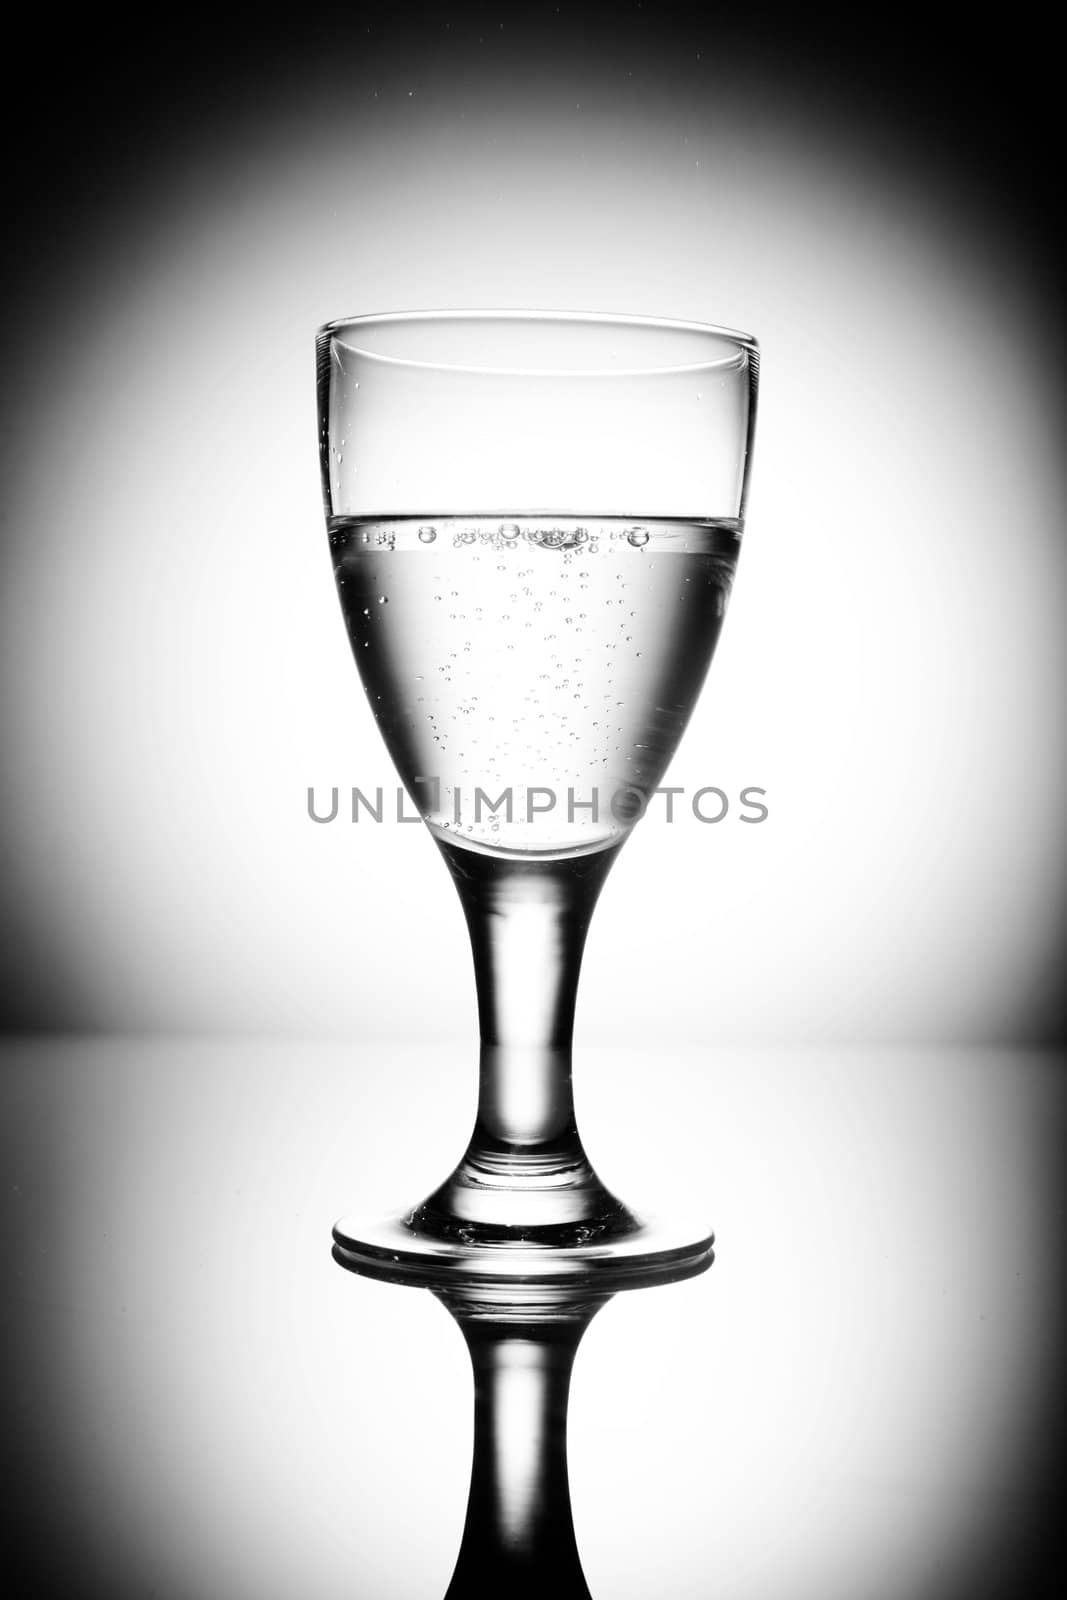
[318,310,758,1292]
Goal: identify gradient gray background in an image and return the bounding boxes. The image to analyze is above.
[2,3,1064,1596]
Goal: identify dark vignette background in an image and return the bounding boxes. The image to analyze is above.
[1,0,1064,1039]
[1,3,1064,1598]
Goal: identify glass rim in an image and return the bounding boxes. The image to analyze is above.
[317,308,758,378]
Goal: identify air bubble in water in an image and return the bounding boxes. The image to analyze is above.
[418,526,436,543]
[627,527,650,548]
[500,523,521,541]
[377,595,388,604]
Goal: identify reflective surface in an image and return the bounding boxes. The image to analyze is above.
[4,1040,1062,1597]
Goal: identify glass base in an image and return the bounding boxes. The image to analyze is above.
[332,1205,714,1293]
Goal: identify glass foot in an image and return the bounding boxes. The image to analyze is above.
[332,1204,714,1293]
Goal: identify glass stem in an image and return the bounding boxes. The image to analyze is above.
[439,1294,606,1599]
[416,839,629,1236]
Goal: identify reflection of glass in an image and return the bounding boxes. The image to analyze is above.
[436,1286,610,1598]
[318,311,759,1287]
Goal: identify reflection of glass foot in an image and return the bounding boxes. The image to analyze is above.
[437,1289,609,1599]
[331,1205,714,1292]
